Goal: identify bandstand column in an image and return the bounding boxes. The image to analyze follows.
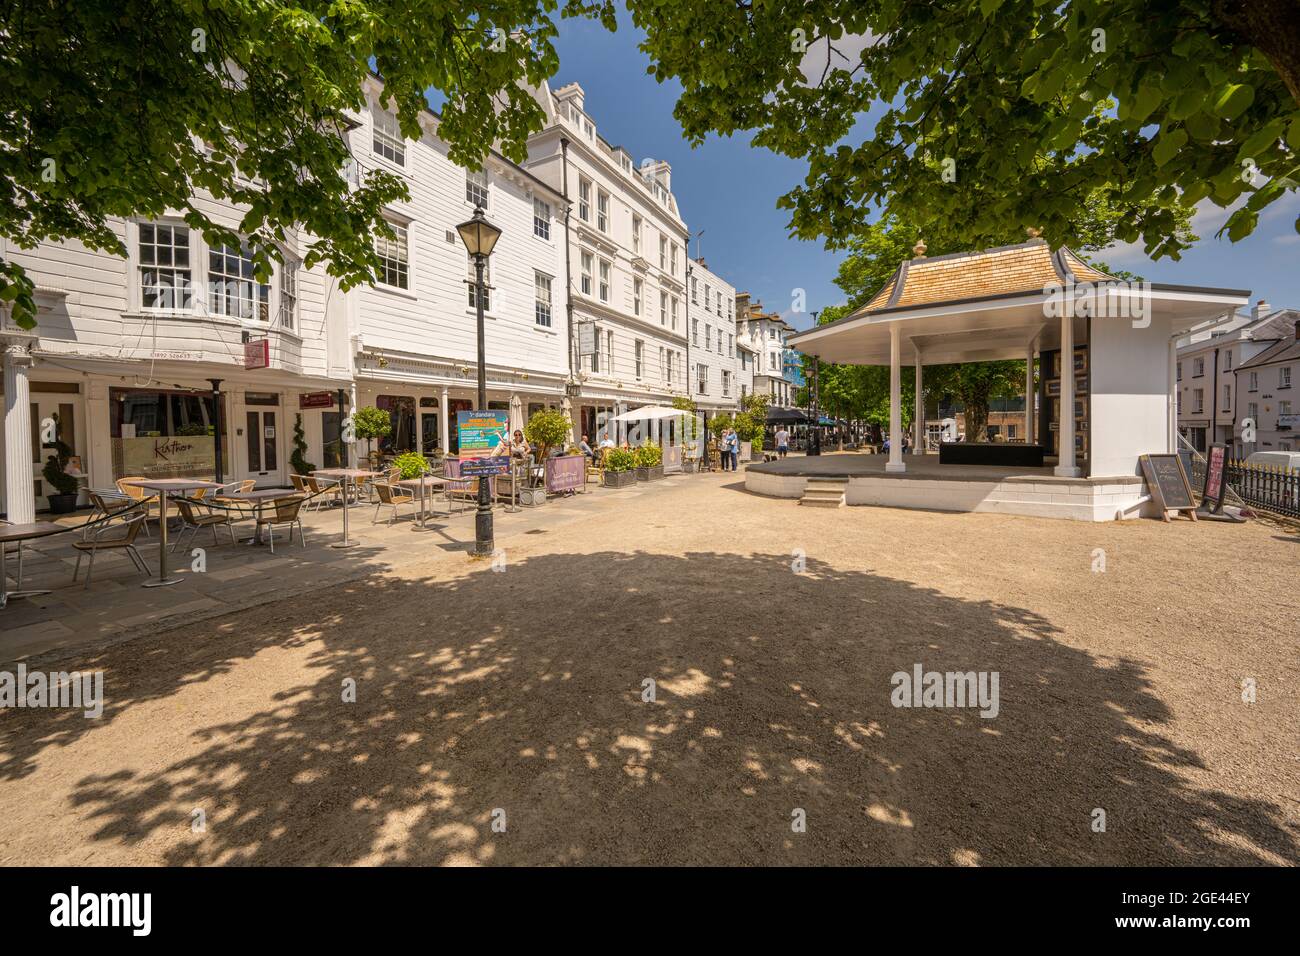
[887,323,905,473]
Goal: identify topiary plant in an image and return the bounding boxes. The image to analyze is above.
[604,447,635,472]
[524,408,570,463]
[391,451,427,479]
[290,413,316,475]
[41,412,78,496]
[352,405,392,461]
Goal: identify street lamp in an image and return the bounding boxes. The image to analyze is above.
[456,205,503,557]
[809,311,821,457]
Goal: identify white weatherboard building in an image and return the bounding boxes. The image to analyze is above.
[348,76,569,459]
[523,82,692,446]
[0,76,570,520]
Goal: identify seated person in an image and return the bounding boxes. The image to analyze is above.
[579,435,596,460]
[598,431,616,450]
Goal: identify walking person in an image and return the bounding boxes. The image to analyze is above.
[775,425,790,459]
[726,428,740,471]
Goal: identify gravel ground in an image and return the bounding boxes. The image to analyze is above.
[1,471,1296,866]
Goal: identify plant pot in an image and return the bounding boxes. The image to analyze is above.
[519,486,547,506]
[46,493,79,514]
[603,469,637,488]
[634,465,664,481]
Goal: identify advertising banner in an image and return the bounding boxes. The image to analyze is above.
[545,455,586,493]
[457,410,509,458]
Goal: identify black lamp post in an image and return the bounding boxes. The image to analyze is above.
[809,311,821,456]
[456,205,503,557]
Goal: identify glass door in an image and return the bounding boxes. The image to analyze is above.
[241,392,282,486]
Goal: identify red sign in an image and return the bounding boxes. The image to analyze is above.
[298,391,335,409]
[243,338,270,370]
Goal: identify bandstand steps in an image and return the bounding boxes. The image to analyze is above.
[800,477,848,508]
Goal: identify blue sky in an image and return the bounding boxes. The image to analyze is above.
[549,14,1300,330]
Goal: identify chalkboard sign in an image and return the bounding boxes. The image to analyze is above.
[1201,443,1228,513]
[1140,453,1198,522]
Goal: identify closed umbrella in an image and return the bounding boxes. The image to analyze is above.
[509,393,525,436]
[560,395,575,447]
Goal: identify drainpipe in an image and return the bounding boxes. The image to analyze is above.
[208,378,224,483]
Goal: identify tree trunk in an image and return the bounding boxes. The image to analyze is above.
[1212,0,1300,105]
[963,402,990,442]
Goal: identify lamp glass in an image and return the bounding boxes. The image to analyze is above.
[456,207,502,258]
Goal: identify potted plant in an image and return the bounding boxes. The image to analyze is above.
[290,413,316,475]
[41,413,80,513]
[391,451,427,479]
[524,408,571,464]
[633,442,664,481]
[353,405,391,468]
[602,447,637,488]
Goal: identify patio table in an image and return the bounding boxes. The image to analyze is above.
[219,488,304,545]
[395,475,446,529]
[311,468,378,548]
[121,479,222,587]
[0,521,64,608]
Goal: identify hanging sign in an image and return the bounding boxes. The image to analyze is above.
[577,321,597,357]
[244,338,270,370]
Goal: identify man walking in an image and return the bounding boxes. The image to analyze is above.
[775,426,790,459]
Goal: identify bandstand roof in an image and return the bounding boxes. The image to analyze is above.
[789,238,1249,366]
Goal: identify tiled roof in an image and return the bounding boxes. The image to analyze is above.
[1238,330,1300,370]
[858,239,1117,315]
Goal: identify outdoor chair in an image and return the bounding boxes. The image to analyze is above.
[290,474,308,493]
[115,476,160,534]
[0,519,24,591]
[254,495,307,554]
[171,498,237,552]
[213,481,258,522]
[372,482,415,525]
[71,511,151,587]
[305,475,344,512]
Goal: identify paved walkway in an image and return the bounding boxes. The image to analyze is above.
[0,473,702,664]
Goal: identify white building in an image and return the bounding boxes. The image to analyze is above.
[1175,300,1296,454]
[0,76,570,520]
[686,257,742,414]
[523,82,691,445]
[736,293,796,406]
[348,76,569,459]
[1234,309,1300,456]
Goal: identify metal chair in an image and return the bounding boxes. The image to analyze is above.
[254,496,307,553]
[372,482,415,525]
[115,476,159,534]
[305,475,344,512]
[71,511,151,586]
[171,498,237,552]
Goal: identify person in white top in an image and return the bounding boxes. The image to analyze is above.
[775,427,790,459]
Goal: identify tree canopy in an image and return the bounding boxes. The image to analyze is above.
[633,0,1300,257]
[0,0,617,328]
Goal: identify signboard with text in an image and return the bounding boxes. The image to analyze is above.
[544,455,586,494]
[244,338,270,370]
[299,391,335,410]
[1140,453,1198,522]
[460,456,510,477]
[1201,442,1228,514]
[457,409,509,458]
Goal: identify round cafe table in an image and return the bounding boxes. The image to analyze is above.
[310,468,378,548]
[123,479,223,587]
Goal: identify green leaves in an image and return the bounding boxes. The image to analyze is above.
[1213,83,1255,120]
[1152,127,1187,167]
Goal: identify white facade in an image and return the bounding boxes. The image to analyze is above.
[736,294,795,406]
[523,82,691,443]
[1176,302,1295,454]
[0,76,573,517]
[1233,311,1300,456]
[685,258,741,411]
[347,77,569,457]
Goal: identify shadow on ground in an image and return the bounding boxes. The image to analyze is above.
[1,550,1294,866]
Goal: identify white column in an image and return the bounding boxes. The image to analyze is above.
[1025,343,1036,445]
[1055,316,1081,477]
[913,346,923,455]
[3,341,36,524]
[887,324,905,473]
[440,386,450,455]
[1167,338,1177,453]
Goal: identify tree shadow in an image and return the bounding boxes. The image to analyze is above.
[1,550,1295,865]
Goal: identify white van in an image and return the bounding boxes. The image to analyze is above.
[1245,451,1300,472]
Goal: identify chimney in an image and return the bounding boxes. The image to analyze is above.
[1252,299,1270,320]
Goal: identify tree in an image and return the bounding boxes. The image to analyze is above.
[352,405,391,462]
[524,408,570,463]
[1,0,618,328]
[924,361,1024,443]
[290,413,315,475]
[632,0,1300,257]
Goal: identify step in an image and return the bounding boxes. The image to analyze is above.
[800,497,845,508]
[802,488,847,500]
